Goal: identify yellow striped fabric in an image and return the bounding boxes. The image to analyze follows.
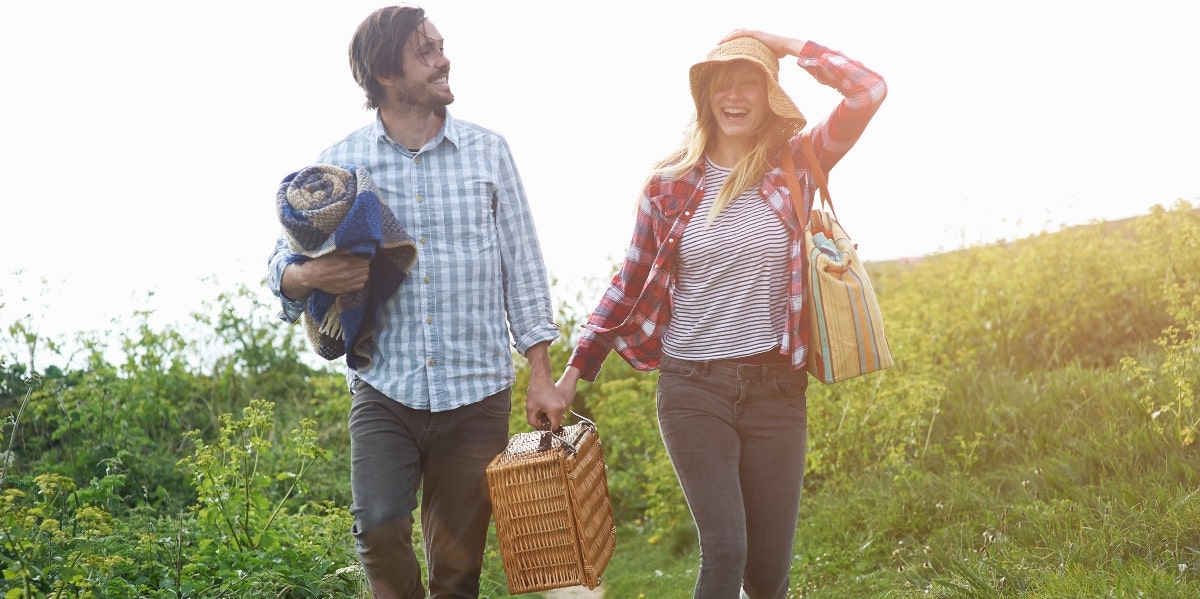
[805,209,893,383]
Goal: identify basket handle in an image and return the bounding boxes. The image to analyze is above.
[536,411,595,455]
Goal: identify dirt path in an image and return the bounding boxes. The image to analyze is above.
[543,585,604,598]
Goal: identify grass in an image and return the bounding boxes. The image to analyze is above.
[5,203,1195,598]
[589,364,1200,598]
[596,522,701,598]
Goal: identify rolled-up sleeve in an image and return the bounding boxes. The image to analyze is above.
[266,234,305,324]
[795,41,887,171]
[492,139,560,354]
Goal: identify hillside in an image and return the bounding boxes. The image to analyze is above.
[1,201,1197,598]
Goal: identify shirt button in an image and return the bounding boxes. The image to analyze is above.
[425,317,433,324]
[419,237,427,244]
[416,194,423,203]
[427,359,436,366]
[423,276,431,284]
[414,156,421,164]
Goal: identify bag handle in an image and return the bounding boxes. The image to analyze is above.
[780,131,836,225]
[536,410,595,455]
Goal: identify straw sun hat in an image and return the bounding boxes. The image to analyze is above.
[688,36,807,139]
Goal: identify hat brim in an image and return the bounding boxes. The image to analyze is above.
[688,38,807,139]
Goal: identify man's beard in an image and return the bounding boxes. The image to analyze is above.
[397,77,454,113]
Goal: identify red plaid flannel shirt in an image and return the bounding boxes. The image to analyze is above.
[569,41,887,381]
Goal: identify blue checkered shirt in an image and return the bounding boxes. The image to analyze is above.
[268,110,559,411]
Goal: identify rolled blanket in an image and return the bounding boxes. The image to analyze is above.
[277,164,417,370]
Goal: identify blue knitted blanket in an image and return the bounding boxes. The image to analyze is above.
[277,164,417,370]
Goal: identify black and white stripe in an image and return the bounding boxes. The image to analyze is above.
[662,159,790,361]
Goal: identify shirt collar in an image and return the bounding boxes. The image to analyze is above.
[370,109,461,152]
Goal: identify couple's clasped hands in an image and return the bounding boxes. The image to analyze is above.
[524,364,584,431]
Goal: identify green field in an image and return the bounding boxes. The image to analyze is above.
[2,201,1197,598]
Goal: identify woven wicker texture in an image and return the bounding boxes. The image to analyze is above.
[487,421,615,594]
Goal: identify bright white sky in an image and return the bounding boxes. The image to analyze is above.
[2,0,1198,359]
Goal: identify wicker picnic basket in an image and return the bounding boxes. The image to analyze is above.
[485,414,615,594]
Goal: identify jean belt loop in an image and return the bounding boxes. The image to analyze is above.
[737,364,750,382]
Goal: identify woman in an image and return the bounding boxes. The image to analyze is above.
[555,29,886,598]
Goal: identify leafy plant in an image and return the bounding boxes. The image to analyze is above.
[177,398,325,553]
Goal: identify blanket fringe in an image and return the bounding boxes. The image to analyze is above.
[319,311,344,340]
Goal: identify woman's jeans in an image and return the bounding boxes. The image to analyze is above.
[657,355,809,599]
[347,379,511,599]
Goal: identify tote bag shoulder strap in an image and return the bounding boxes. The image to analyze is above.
[780,132,835,221]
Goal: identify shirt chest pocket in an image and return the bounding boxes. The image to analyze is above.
[433,180,498,251]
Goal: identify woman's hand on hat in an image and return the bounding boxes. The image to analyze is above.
[718,29,805,59]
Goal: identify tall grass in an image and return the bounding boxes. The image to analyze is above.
[0,202,1196,597]
[597,202,1200,598]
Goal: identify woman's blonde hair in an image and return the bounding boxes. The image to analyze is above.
[646,64,788,223]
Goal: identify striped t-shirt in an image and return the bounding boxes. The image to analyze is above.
[661,158,791,361]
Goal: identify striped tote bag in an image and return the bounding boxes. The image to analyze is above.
[782,133,893,383]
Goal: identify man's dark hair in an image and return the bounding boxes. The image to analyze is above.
[349,5,426,109]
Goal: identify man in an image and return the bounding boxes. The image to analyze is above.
[266,6,569,598]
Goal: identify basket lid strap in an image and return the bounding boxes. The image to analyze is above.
[536,410,596,454]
